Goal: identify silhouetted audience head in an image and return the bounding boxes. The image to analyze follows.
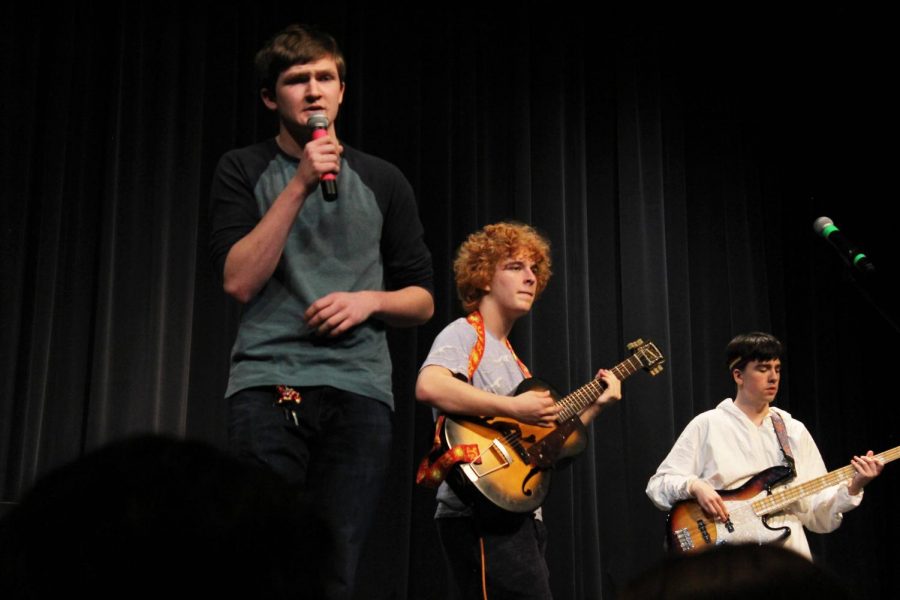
[622,543,855,599]
[0,435,305,598]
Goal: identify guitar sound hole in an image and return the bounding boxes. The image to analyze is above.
[521,469,540,496]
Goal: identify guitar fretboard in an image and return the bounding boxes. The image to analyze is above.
[752,446,900,515]
[555,354,646,422]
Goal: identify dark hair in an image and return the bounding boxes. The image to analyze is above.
[725,332,784,372]
[255,24,346,93]
[622,544,853,600]
[0,435,306,597]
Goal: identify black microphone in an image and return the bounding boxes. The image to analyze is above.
[813,216,874,273]
[307,114,338,201]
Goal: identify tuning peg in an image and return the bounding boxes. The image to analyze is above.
[650,366,664,376]
[626,339,645,350]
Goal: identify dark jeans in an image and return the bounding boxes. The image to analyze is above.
[229,386,392,600]
[436,513,552,600]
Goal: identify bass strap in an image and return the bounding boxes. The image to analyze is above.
[769,411,797,477]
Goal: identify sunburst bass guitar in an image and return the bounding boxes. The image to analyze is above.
[666,445,899,553]
[443,339,664,513]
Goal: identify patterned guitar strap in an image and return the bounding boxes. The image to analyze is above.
[770,411,797,477]
[415,311,531,488]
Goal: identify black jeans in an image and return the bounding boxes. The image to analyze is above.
[436,513,552,600]
[229,386,392,600]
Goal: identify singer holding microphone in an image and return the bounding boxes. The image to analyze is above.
[208,24,433,600]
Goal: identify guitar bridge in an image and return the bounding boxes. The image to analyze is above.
[673,528,694,551]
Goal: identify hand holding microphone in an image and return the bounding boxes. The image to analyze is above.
[307,114,339,201]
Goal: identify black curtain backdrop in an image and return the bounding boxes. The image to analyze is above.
[2,4,898,598]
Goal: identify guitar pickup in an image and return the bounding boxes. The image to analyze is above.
[696,519,711,544]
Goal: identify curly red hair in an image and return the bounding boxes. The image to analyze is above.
[454,222,552,313]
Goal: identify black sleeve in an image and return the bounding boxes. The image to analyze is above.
[379,164,434,294]
[207,150,262,282]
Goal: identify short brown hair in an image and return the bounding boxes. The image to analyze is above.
[454,222,552,313]
[255,24,346,93]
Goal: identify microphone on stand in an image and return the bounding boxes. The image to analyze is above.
[813,216,874,273]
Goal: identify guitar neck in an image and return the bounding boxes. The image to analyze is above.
[555,356,644,422]
[752,445,900,516]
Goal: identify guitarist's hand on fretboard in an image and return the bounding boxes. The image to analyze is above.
[848,451,884,495]
[579,369,622,425]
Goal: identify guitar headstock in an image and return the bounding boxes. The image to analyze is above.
[626,338,665,376]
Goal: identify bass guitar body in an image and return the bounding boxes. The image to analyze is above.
[666,465,794,553]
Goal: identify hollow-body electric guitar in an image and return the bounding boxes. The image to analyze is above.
[442,339,664,513]
[666,445,899,553]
